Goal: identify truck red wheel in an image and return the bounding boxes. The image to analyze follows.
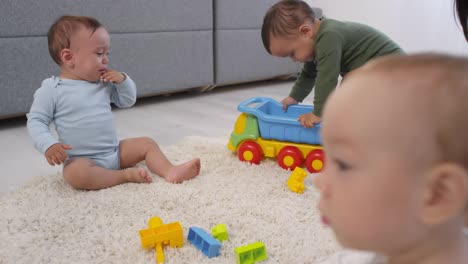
[305,149,325,173]
[277,146,303,171]
[238,141,263,164]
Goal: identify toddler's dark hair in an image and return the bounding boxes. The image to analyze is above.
[261,0,316,54]
[47,15,102,65]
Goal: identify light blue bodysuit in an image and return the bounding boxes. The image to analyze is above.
[27,75,136,170]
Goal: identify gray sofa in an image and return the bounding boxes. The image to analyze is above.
[0,0,322,119]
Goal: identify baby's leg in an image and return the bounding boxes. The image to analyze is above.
[119,137,200,183]
[63,158,151,190]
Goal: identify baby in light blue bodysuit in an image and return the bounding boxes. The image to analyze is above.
[27,15,200,190]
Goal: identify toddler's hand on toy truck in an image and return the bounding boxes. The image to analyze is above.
[281,96,298,111]
[45,143,72,166]
[298,112,321,128]
[100,69,126,84]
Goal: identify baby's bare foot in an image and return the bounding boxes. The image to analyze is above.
[125,167,152,183]
[165,158,201,183]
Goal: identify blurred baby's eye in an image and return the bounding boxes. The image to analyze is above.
[334,159,351,171]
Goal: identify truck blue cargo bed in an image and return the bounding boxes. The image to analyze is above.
[238,97,321,145]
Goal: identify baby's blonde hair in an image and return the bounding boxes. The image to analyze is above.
[47,15,102,65]
[365,54,468,169]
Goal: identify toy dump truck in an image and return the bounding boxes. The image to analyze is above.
[228,97,324,173]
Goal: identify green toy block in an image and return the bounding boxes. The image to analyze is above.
[234,241,267,264]
[211,223,229,242]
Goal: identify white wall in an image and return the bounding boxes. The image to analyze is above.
[306,0,468,55]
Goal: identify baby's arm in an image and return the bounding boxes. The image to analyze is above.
[26,81,59,154]
[44,143,72,166]
[100,69,125,84]
[108,72,137,108]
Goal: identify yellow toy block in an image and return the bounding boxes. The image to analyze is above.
[139,217,184,264]
[287,167,308,193]
[212,223,229,242]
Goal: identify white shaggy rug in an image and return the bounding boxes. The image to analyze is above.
[0,136,340,264]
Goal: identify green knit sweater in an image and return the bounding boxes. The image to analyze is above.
[290,18,404,116]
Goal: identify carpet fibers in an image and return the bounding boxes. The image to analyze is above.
[0,136,339,264]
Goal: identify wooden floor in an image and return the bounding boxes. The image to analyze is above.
[0,79,315,195]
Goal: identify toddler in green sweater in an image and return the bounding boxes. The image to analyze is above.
[261,0,403,127]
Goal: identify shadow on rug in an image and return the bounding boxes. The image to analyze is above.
[0,136,339,263]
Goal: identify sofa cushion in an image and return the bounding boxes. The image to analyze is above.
[0,30,214,116]
[215,29,300,85]
[110,31,214,97]
[0,37,56,116]
[0,0,212,37]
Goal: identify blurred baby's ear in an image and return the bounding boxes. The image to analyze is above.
[420,163,468,226]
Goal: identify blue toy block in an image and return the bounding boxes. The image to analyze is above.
[187,227,222,258]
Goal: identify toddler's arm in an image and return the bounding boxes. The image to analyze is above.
[289,62,317,103]
[26,80,59,154]
[309,33,343,117]
[281,96,299,111]
[298,112,321,128]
